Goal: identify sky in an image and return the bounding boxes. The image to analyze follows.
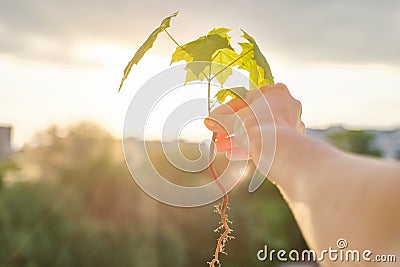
[0,0,399,146]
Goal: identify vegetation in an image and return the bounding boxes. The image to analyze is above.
[0,127,392,267]
[0,160,18,190]
[326,130,382,157]
[0,122,307,266]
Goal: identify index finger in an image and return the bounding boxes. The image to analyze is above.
[204,98,247,134]
[211,98,247,115]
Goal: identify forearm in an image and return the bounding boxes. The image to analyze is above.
[268,127,400,262]
[205,83,400,265]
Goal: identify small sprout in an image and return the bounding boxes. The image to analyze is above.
[118,12,274,267]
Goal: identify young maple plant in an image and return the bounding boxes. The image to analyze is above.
[118,12,274,267]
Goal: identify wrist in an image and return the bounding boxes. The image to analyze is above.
[266,126,336,198]
[267,126,301,182]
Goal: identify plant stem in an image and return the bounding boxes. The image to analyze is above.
[163,27,234,267]
[163,29,181,47]
[207,79,232,267]
[163,29,211,81]
[207,79,211,115]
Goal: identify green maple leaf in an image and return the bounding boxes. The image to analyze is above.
[236,43,261,88]
[171,28,237,84]
[170,28,274,90]
[207,28,232,40]
[210,48,241,85]
[239,30,274,88]
[171,27,232,63]
[215,87,248,103]
[118,11,178,92]
[183,47,241,85]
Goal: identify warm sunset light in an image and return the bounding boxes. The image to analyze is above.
[0,1,399,267]
[1,6,399,146]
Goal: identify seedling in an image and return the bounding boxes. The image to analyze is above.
[118,11,274,267]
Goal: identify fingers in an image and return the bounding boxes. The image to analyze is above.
[204,98,247,134]
[214,134,232,152]
[260,83,290,94]
[205,84,277,133]
[205,83,305,163]
[214,132,250,161]
[259,83,305,132]
[211,98,247,115]
[205,104,257,134]
[204,113,236,134]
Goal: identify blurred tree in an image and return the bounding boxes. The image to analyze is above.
[12,122,141,228]
[0,122,188,267]
[0,160,18,190]
[0,181,188,267]
[0,121,307,267]
[326,130,382,157]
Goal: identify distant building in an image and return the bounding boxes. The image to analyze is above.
[370,129,400,159]
[0,126,13,160]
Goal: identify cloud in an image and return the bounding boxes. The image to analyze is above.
[249,0,400,65]
[1,0,399,66]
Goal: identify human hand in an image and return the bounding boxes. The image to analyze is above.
[204,83,305,177]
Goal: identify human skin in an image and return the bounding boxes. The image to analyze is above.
[204,83,400,266]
